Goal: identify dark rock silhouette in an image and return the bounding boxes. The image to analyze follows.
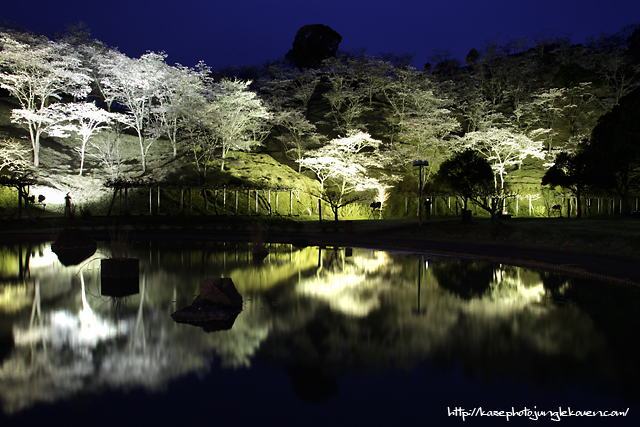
[285,24,341,70]
[171,278,243,332]
[51,228,97,266]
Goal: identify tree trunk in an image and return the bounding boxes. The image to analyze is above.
[17,186,22,220]
[107,187,118,216]
[33,135,40,167]
[79,138,87,176]
[138,134,146,173]
[203,189,208,214]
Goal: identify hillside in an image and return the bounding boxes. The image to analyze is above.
[1,26,639,220]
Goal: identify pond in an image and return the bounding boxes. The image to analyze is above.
[0,240,639,426]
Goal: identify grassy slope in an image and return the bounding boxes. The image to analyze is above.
[0,96,323,216]
[0,42,632,219]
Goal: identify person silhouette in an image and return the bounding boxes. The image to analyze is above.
[65,193,72,217]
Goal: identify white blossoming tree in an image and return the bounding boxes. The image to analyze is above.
[0,33,92,166]
[55,103,120,175]
[0,138,31,173]
[383,73,460,192]
[98,51,168,173]
[298,131,383,221]
[202,79,271,171]
[461,128,545,191]
[149,62,209,159]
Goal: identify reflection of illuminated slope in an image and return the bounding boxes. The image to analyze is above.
[13,310,125,351]
[226,246,319,292]
[0,267,275,415]
[0,282,31,314]
[1,244,96,314]
[14,273,123,350]
[4,289,129,414]
[463,265,547,316]
[457,265,602,358]
[295,249,400,317]
[0,244,617,416]
[204,313,270,369]
[297,270,375,317]
[0,246,22,278]
[288,259,605,375]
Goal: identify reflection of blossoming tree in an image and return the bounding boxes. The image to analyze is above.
[0,244,615,418]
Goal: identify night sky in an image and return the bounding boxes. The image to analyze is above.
[2,0,640,69]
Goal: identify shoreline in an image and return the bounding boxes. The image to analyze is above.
[2,220,640,289]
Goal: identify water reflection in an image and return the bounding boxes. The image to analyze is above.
[0,241,639,419]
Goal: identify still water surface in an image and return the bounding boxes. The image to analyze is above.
[0,240,639,426]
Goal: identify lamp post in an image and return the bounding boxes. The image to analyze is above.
[413,160,429,226]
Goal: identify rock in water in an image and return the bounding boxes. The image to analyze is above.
[51,228,97,266]
[195,278,243,309]
[171,278,242,331]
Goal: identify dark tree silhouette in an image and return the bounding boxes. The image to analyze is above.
[465,48,480,66]
[541,151,590,218]
[431,260,495,300]
[285,24,342,70]
[627,27,640,65]
[583,86,640,213]
[435,149,494,210]
[553,62,601,88]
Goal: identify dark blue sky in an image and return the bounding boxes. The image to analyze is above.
[2,0,639,69]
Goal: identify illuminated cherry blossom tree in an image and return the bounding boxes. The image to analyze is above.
[322,60,369,135]
[0,138,30,173]
[461,128,545,190]
[298,131,382,221]
[149,62,209,158]
[0,33,91,166]
[383,73,460,189]
[98,51,168,173]
[55,103,119,175]
[202,79,271,171]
